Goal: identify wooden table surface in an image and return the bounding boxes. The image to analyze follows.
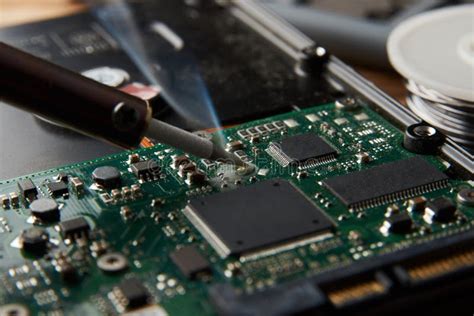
[0,0,406,102]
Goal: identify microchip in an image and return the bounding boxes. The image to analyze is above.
[323,157,448,211]
[46,181,69,198]
[59,217,90,241]
[184,179,335,258]
[114,278,151,311]
[18,179,38,201]
[170,245,211,279]
[131,160,160,179]
[266,133,337,167]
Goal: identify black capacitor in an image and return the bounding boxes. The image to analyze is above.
[403,123,444,155]
[0,42,151,149]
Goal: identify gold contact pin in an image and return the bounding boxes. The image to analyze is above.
[327,280,385,306]
[407,249,474,281]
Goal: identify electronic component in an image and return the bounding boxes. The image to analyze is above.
[58,217,90,241]
[186,170,206,185]
[237,121,285,140]
[283,119,299,128]
[29,198,60,222]
[20,227,49,255]
[113,278,151,311]
[17,179,37,201]
[46,181,69,198]
[128,153,140,164]
[92,166,122,189]
[305,113,319,122]
[423,197,457,224]
[0,194,8,209]
[184,179,335,258]
[131,160,160,179]
[380,213,413,235]
[170,245,211,279]
[53,252,78,283]
[9,192,19,207]
[54,172,69,183]
[70,177,84,193]
[226,140,244,152]
[408,196,427,212]
[323,157,449,210]
[171,155,190,169]
[267,133,337,167]
[355,152,370,164]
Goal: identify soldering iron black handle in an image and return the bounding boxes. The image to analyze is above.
[0,42,151,148]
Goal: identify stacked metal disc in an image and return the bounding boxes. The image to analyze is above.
[388,5,474,148]
[406,80,474,147]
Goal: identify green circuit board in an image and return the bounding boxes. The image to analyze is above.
[0,101,472,315]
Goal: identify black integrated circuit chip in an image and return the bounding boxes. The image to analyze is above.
[323,157,449,211]
[184,179,335,258]
[59,217,90,240]
[170,245,211,279]
[115,278,151,311]
[131,160,160,179]
[46,181,69,198]
[267,133,337,167]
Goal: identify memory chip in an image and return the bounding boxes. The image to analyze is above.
[267,133,337,167]
[184,179,335,258]
[323,157,448,211]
